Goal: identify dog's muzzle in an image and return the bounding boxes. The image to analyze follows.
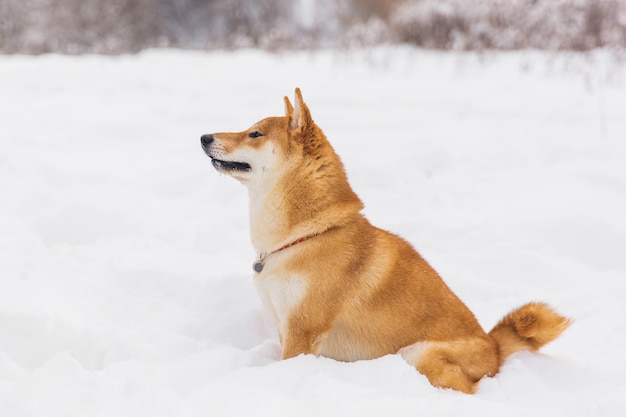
[200,134,251,172]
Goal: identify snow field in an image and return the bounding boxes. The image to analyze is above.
[1,48,625,416]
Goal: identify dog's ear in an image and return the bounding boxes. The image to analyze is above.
[285,88,313,138]
[284,95,294,121]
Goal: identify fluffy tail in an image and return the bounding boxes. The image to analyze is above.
[488,302,571,365]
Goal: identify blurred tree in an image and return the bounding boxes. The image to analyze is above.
[0,0,624,53]
[0,0,162,53]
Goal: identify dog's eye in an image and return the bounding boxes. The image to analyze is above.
[248,131,263,139]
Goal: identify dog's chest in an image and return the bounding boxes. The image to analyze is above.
[254,273,307,328]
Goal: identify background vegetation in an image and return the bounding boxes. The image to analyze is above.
[1,0,625,54]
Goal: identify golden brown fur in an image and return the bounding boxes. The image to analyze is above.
[200,88,571,393]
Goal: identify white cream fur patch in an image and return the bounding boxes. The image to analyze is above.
[398,341,431,365]
[254,272,307,332]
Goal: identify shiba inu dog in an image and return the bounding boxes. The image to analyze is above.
[200,88,570,394]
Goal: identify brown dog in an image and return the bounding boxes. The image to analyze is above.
[200,88,570,393]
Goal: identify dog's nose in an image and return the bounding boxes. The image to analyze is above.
[200,134,214,147]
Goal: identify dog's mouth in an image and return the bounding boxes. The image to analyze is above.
[210,157,251,172]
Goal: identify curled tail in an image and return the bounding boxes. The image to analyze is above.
[489,302,571,365]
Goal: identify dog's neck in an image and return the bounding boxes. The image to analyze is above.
[246,146,363,254]
[247,180,288,253]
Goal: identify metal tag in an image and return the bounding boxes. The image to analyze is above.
[253,260,265,273]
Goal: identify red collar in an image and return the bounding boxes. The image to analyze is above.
[253,226,337,273]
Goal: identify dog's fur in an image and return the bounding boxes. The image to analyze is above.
[200,88,571,393]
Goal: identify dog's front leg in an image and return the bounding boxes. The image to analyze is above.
[280,312,331,359]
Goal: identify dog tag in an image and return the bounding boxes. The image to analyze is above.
[253,260,265,273]
[253,252,268,273]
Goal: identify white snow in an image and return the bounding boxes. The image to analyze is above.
[1,48,625,416]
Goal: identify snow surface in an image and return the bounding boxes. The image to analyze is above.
[1,48,626,416]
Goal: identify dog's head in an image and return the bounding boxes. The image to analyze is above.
[200,88,318,184]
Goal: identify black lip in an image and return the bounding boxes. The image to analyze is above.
[211,158,251,172]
